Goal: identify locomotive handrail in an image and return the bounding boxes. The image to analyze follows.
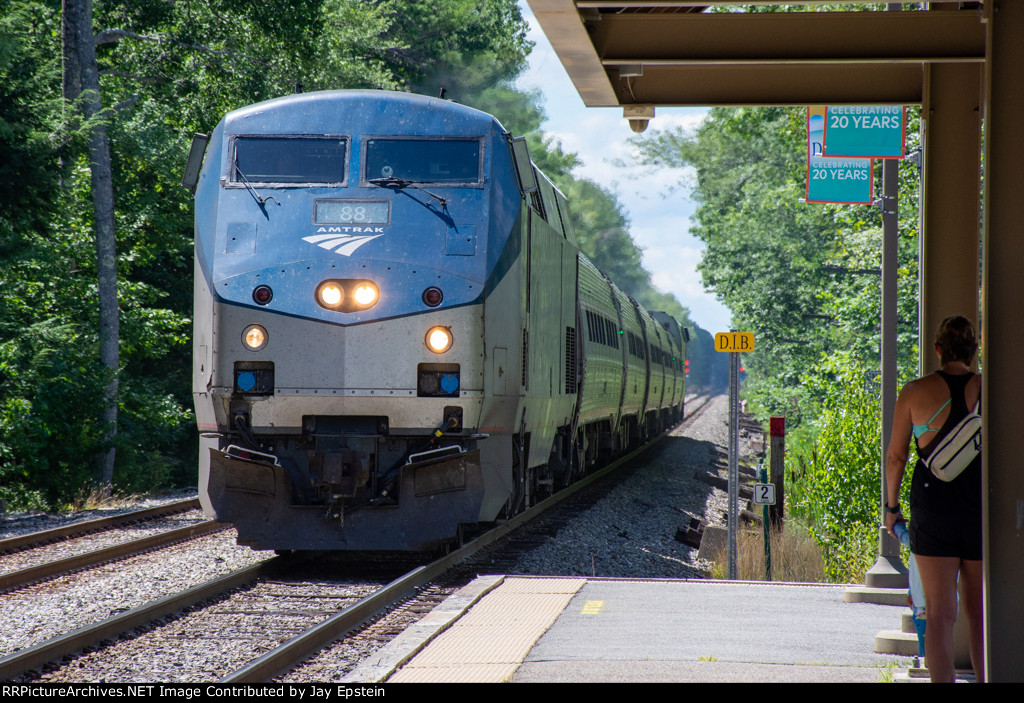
[405,445,465,465]
[224,444,280,466]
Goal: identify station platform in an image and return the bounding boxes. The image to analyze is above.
[345,575,918,683]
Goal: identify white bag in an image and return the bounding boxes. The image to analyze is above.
[925,402,981,482]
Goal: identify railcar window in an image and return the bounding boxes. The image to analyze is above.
[364,138,482,184]
[606,319,619,349]
[233,136,348,184]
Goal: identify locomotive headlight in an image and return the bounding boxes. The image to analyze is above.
[243,324,268,351]
[426,326,453,354]
[316,281,344,309]
[352,282,379,308]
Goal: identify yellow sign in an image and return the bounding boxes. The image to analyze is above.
[715,332,755,352]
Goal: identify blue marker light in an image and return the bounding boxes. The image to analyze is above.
[440,374,459,395]
[237,371,256,392]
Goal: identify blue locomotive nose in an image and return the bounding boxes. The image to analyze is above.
[192,89,688,553]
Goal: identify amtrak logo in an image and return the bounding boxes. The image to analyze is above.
[304,227,385,256]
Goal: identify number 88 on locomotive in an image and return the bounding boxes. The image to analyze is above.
[185,90,688,552]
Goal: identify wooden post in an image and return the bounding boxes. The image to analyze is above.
[769,416,785,529]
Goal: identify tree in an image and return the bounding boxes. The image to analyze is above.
[62,0,120,489]
[637,107,919,419]
[636,105,922,579]
[0,0,538,508]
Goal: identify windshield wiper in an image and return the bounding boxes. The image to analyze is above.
[234,161,280,208]
[368,176,447,208]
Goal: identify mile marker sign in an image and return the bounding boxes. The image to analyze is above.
[715,332,755,353]
[753,483,776,506]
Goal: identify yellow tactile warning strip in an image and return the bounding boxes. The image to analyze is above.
[388,577,586,683]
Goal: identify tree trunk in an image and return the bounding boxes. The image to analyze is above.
[63,0,119,490]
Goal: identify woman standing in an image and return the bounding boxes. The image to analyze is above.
[885,315,983,682]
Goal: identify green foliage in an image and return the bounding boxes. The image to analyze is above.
[636,106,920,419]
[787,357,882,581]
[637,104,923,579]
[0,0,536,508]
[0,321,109,507]
[382,0,531,99]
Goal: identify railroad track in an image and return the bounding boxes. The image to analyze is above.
[0,499,225,593]
[0,498,201,553]
[2,437,671,683]
[675,392,716,432]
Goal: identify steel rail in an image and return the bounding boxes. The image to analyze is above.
[0,498,201,553]
[0,558,279,681]
[0,520,226,592]
[222,433,673,682]
[1,431,679,683]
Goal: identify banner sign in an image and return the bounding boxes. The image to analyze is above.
[823,105,906,159]
[806,107,873,204]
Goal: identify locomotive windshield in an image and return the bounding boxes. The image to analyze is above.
[232,136,348,184]
[364,138,482,185]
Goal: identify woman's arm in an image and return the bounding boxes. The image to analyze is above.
[884,385,914,538]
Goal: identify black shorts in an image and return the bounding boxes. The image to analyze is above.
[910,507,983,561]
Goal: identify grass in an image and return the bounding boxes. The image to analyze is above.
[707,518,826,582]
[69,486,143,512]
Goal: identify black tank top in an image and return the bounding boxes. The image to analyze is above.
[910,371,982,514]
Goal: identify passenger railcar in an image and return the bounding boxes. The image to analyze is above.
[185,90,687,551]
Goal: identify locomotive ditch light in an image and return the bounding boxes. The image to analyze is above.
[316,281,345,309]
[426,326,453,354]
[352,282,379,308]
[242,324,268,351]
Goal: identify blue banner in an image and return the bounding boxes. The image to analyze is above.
[806,107,873,204]
[823,105,905,158]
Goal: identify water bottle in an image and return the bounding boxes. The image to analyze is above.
[893,520,910,548]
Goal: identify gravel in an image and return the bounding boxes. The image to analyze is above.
[0,530,267,659]
[0,489,199,541]
[0,509,209,577]
[33,577,385,683]
[1,393,761,681]
[287,392,765,683]
[493,393,765,579]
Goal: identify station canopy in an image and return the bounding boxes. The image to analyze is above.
[527,1,985,108]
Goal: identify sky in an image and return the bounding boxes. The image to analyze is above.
[515,3,733,334]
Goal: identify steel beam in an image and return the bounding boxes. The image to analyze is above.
[529,2,985,107]
[981,0,1024,683]
[919,62,982,375]
[607,64,924,107]
[527,0,618,106]
[590,12,984,65]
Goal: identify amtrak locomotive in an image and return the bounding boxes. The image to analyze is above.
[185,90,687,551]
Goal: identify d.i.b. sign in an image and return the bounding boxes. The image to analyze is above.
[714,332,755,353]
